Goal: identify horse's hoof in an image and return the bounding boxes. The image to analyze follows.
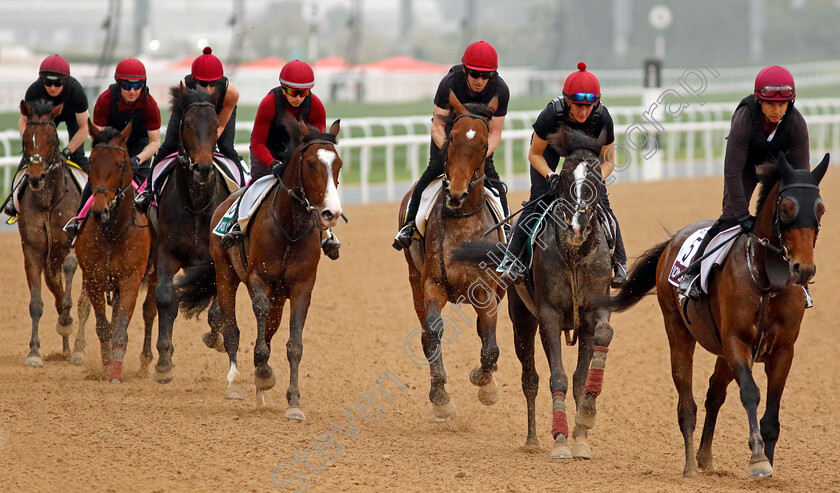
[70,352,85,365]
[469,366,492,387]
[571,441,591,459]
[254,371,276,391]
[24,355,43,367]
[428,400,456,423]
[683,467,699,477]
[550,443,573,459]
[109,362,123,383]
[202,332,225,352]
[749,460,773,478]
[284,407,306,421]
[110,379,122,384]
[476,376,499,406]
[225,385,245,400]
[56,320,74,336]
[154,366,176,384]
[524,437,540,449]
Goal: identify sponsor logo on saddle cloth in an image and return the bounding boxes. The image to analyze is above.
[668,225,741,293]
[407,176,506,242]
[151,152,248,197]
[212,174,277,236]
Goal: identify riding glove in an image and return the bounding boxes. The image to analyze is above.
[130,156,141,171]
[60,147,72,163]
[547,172,562,193]
[270,160,284,178]
[738,214,756,234]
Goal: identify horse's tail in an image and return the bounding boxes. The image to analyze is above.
[177,261,217,319]
[450,240,508,266]
[602,239,670,312]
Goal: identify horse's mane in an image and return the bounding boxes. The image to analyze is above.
[168,84,215,121]
[92,127,123,146]
[755,164,781,215]
[28,99,56,117]
[546,127,602,158]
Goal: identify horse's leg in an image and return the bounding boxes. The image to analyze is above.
[86,280,112,374]
[662,309,699,476]
[109,275,144,383]
[57,253,78,357]
[423,287,454,423]
[572,310,614,459]
[203,300,225,352]
[537,304,571,459]
[256,294,285,410]
[139,268,157,375]
[693,358,733,473]
[510,292,540,448]
[153,256,181,383]
[283,283,310,420]
[760,346,794,467]
[43,252,71,358]
[71,290,90,365]
[470,305,500,406]
[22,245,45,367]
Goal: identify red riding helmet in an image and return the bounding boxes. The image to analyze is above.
[39,54,70,77]
[279,60,315,89]
[563,62,601,105]
[191,47,224,82]
[461,41,498,72]
[754,65,796,101]
[114,58,146,81]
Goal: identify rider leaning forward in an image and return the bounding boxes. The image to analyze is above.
[5,55,90,218]
[393,40,511,250]
[64,58,161,239]
[679,65,810,299]
[218,60,341,260]
[134,46,241,212]
[497,62,628,287]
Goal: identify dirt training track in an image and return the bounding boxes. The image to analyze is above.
[2,175,839,492]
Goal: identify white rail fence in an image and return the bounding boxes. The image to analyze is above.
[3,100,840,204]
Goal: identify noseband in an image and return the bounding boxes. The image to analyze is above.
[177,101,217,170]
[22,120,61,170]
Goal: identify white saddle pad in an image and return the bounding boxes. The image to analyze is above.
[151,153,248,195]
[10,163,87,213]
[668,225,741,293]
[212,175,277,237]
[412,177,505,240]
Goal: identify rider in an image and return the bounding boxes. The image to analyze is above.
[392,40,510,250]
[4,54,90,218]
[63,58,162,239]
[219,59,341,260]
[497,62,627,286]
[679,65,810,299]
[134,46,241,212]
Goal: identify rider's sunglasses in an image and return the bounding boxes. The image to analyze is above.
[119,80,145,91]
[41,77,66,88]
[464,67,496,80]
[565,92,600,104]
[196,79,218,88]
[281,86,310,98]
[758,85,794,100]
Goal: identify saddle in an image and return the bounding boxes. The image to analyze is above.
[212,175,277,237]
[6,160,87,225]
[151,152,248,203]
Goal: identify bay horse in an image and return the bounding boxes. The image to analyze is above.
[605,152,828,478]
[149,84,229,383]
[75,122,157,383]
[398,92,503,422]
[178,119,342,418]
[509,127,613,459]
[16,99,83,366]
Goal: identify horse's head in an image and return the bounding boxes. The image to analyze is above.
[757,152,829,285]
[20,99,63,191]
[288,119,343,230]
[88,122,132,223]
[172,83,218,184]
[443,91,496,210]
[547,126,607,245]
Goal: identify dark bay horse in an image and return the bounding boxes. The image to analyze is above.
[398,92,504,422]
[508,127,613,459]
[178,119,342,417]
[605,153,828,478]
[17,100,83,366]
[149,84,229,383]
[75,123,157,383]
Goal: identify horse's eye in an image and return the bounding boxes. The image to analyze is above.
[307,161,316,170]
[779,198,798,223]
[814,198,825,220]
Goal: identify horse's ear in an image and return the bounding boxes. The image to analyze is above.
[777,151,794,182]
[88,119,100,139]
[118,121,133,143]
[20,100,32,119]
[595,127,608,149]
[448,90,466,115]
[547,126,571,156]
[812,153,830,185]
[486,96,499,115]
[298,119,311,136]
[50,103,63,121]
[328,119,340,137]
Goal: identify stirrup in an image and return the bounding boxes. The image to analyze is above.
[63,217,80,246]
[321,232,340,260]
[678,272,701,300]
[392,222,415,251]
[134,191,153,213]
[496,253,526,285]
[219,228,246,250]
[611,263,627,289]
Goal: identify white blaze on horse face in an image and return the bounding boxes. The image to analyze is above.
[572,163,587,234]
[317,148,342,226]
[466,129,476,140]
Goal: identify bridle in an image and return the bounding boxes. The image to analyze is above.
[442,113,490,193]
[22,120,62,171]
[90,143,133,212]
[177,101,216,170]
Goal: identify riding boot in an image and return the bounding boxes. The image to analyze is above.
[611,222,628,288]
[219,198,246,250]
[321,229,341,260]
[393,221,416,251]
[134,188,154,213]
[496,248,527,285]
[63,217,80,246]
[3,201,16,217]
[678,230,714,299]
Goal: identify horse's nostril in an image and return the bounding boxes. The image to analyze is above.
[322,210,334,221]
